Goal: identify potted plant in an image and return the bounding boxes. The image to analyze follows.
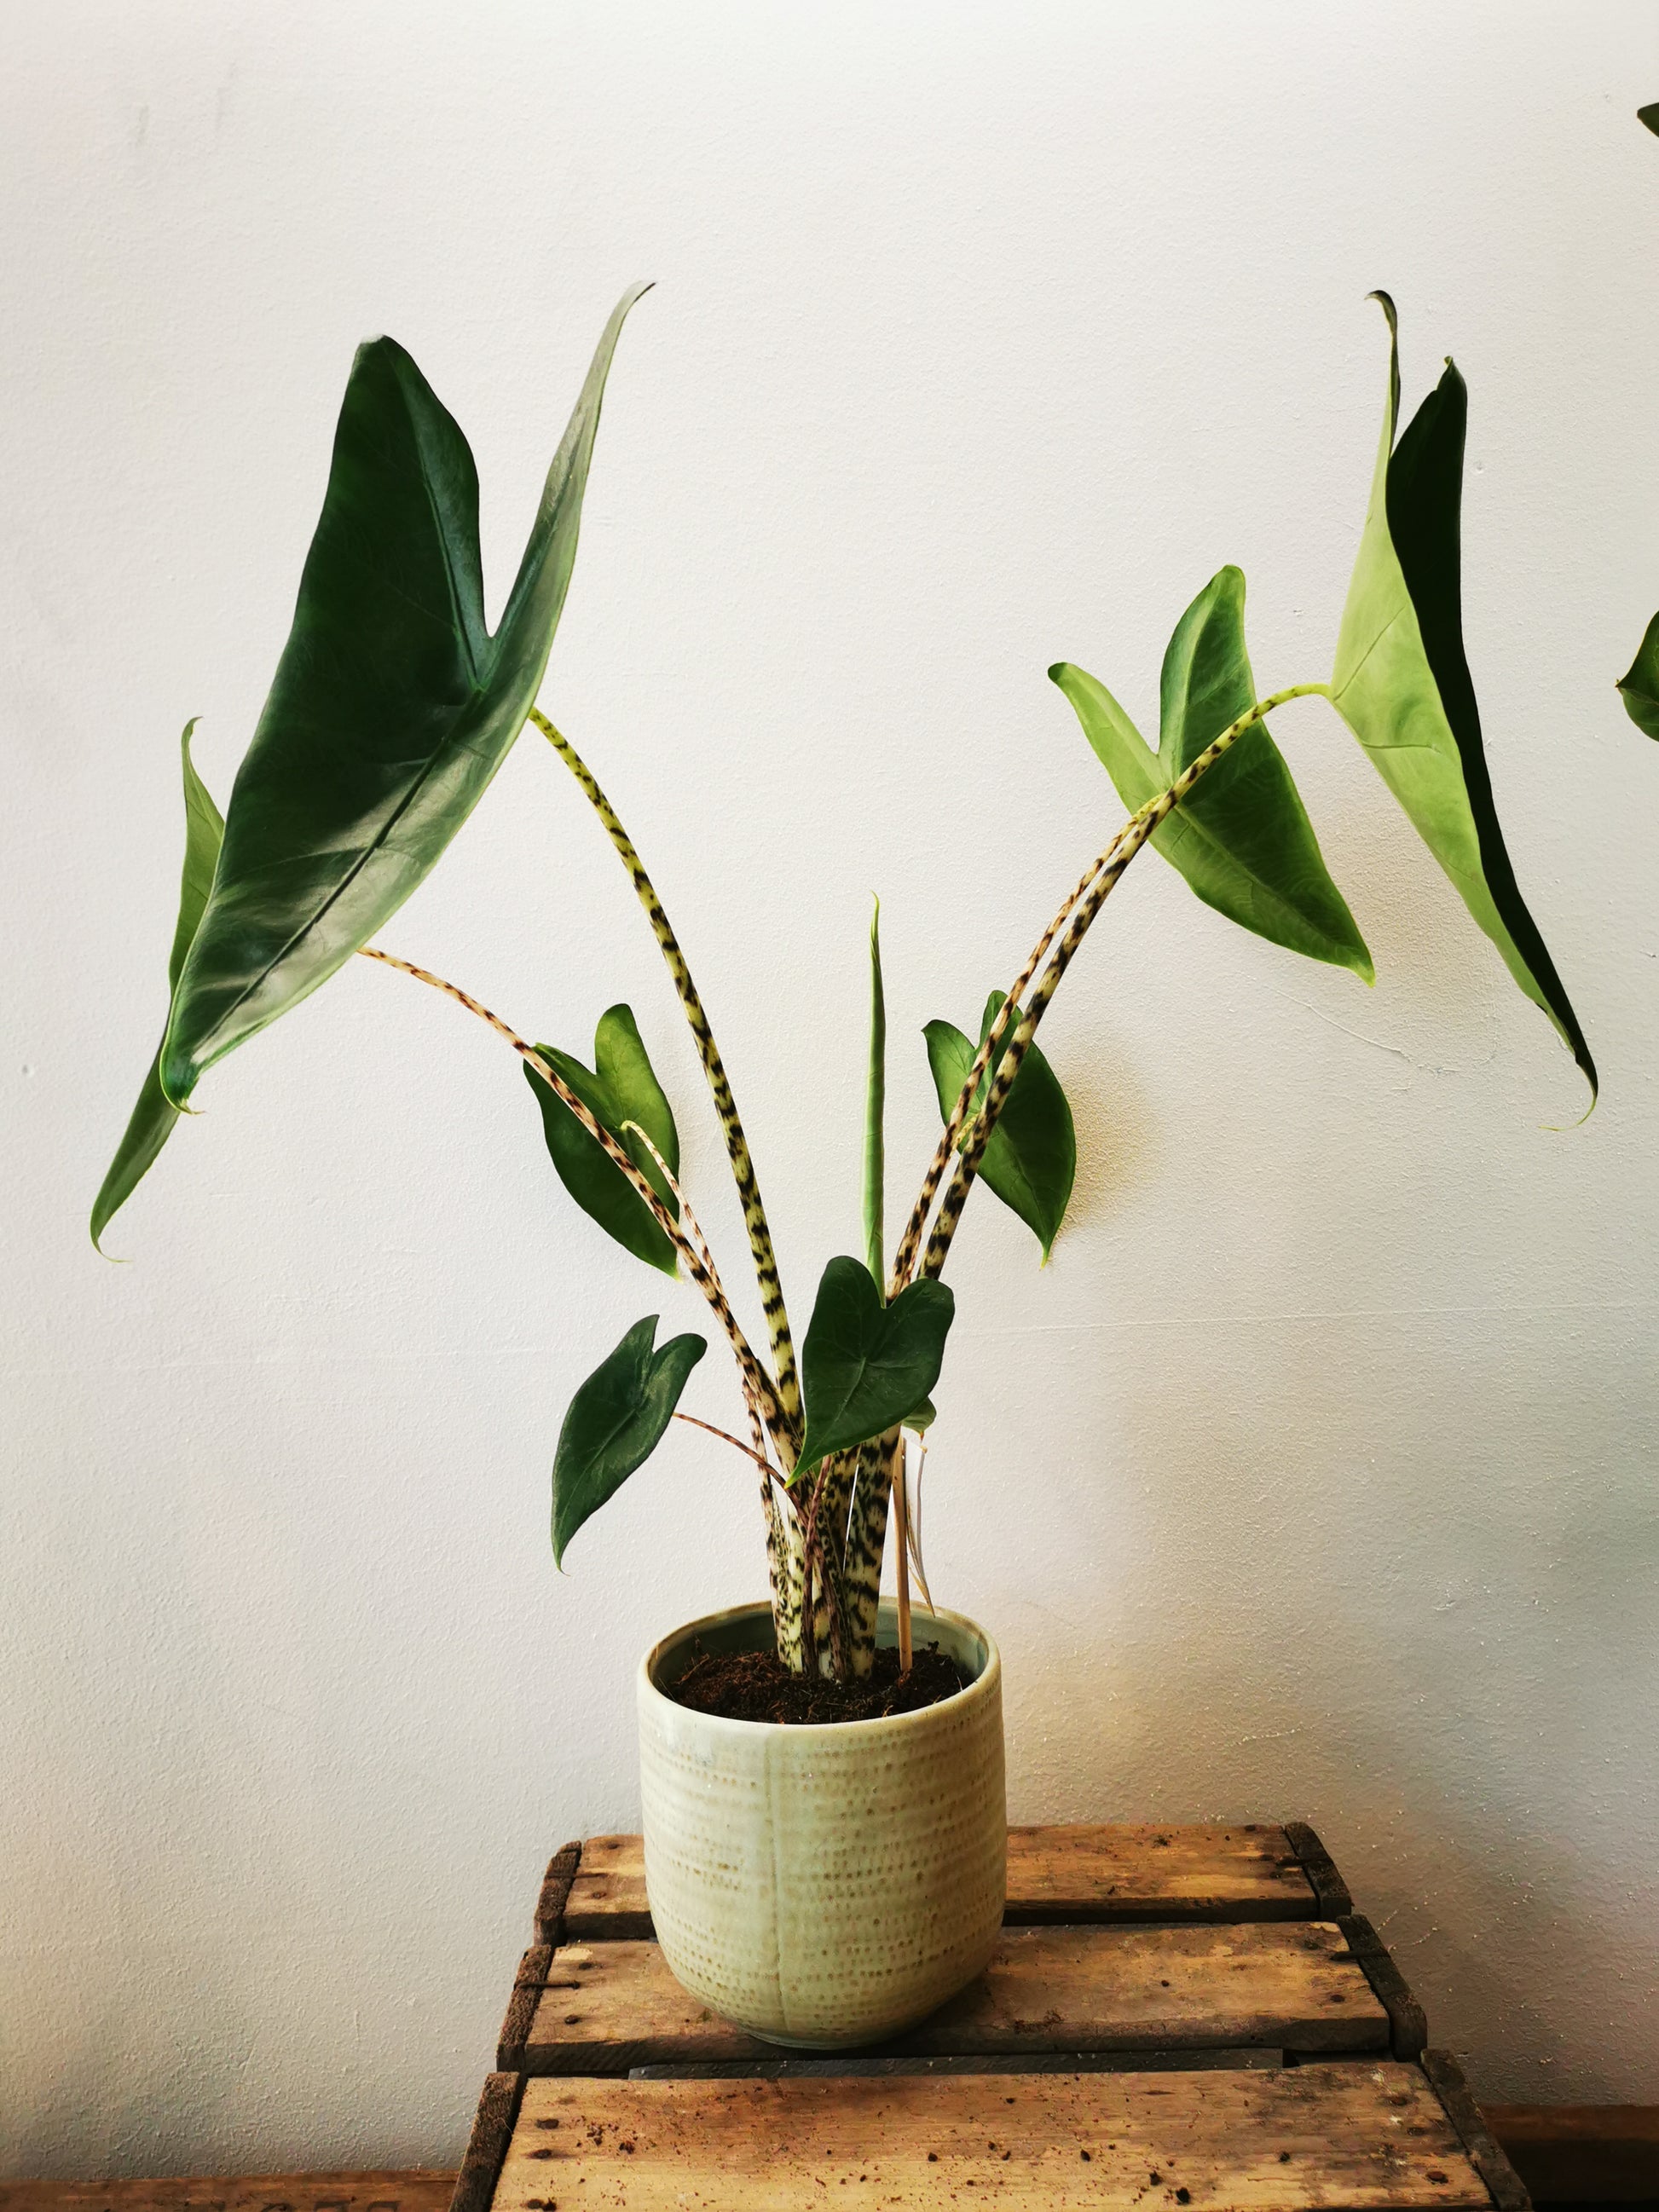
[93,285,1592,2048]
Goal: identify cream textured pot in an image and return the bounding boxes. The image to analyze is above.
[637,1600,1005,2048]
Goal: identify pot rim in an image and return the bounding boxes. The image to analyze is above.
[638,1597,1001,1739]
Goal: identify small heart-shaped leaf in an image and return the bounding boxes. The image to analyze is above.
[552,1315,706,1566]
[924,991,1076,1261]
[795,1256,955,1476]
[525,1005,680,1276]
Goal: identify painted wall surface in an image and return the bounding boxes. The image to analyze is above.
[4,0,1658,2177]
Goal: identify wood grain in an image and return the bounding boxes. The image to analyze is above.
[1005,1826,1316,1924]
[0,2179,455,2212]
[531,1841,581,1949]
[561,1824,1326,1941]
[522,1922,1389,2073]
[449,2071,524,2212]
[562,1834,652,1941]
[1484,2103,1659,2203]
[494,2060,1492,2210]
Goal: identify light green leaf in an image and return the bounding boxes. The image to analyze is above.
[524,1005,680,1276]
[90,723,223,1254]
[1617,612,1659,740]
[1331,293,1594,1100]
[552,1315,706,1566]
[923,992,1076,1261]
[1051,569,1372,981]
[864,896,886,1289]
[150,286,647,1131]
[795,1256,955,1476]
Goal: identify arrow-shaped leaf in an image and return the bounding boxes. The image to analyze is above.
[923,991,1075,1261]
[90,722,223,1254]
[148,286,647,1131]
[1052,567,1372,981]
[524,1004,681,1276]
[552,1315,706,1567]
[1331,294,1594,1100]
[795,1256,955,1476]
[1618,612,1659,741]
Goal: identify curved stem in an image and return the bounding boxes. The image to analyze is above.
[673,1410,777,1475]
[888,835,1125,1291]
[356,945,785,1435]
[920,684,1330,1280]
[530,707,801,1447]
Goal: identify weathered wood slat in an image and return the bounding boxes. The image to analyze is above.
[520,1922,1389,2074]
[0,2181,457,2212]
[448,2071,523,2212]
[1283,1822,1355,1918]
[1005,1825,1317,1923]
[561,1823,1332,1941]
[561,1833,652,1940]
[1341,1915,1429,2061]
[1422,2052,1531,2212]
[531,1840,580,1948]
[495,1945,552,2073]
[494,2060,1493,2210]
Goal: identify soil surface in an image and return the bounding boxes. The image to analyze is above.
[666,1643,966,1724]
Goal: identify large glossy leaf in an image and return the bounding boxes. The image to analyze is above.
[151,284,648,1119]
[90,723,223,1254]
[795,1256,955,1476]
[1618,612,1659,740]
[1051,569,1372,981]
[1331,294,1595,1100]
[923,991,1075,1262]
[552,1315,706,1566]
[524,1005,680,1276]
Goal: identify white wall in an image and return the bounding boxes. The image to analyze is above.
[4,0,1658,2178]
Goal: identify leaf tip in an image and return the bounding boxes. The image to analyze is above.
[1366,288,1399,333]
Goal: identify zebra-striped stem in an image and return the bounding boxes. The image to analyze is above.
[356,946,787,1436]
[530,708,801,1451]
[842,1432,898,1676]
[920,684,1330,1281]
[806,1449,858,1678]
[887,835,1119,1294]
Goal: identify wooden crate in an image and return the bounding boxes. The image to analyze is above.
[453,1822,1527,2212]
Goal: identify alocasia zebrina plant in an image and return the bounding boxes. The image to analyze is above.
[95,286,1592,1683]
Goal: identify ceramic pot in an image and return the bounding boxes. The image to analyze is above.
[637,1599,1005,2047]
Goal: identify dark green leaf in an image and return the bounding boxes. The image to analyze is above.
[795,1256,955,1476]
[552,1315,706,1566]
[524,1005,680,1276]
[1639,103,1659,136]
[923,992,1075,1261]
[1051,569,1372,981]
[1617,611,1659,740]
[154,285,648,1119]
[1331,293,1595,1100]
[91,723,223,1254]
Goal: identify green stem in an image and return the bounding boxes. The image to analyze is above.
[864,897,886,1289]
[531,707,802,1456]
[920,684,1330,1281]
